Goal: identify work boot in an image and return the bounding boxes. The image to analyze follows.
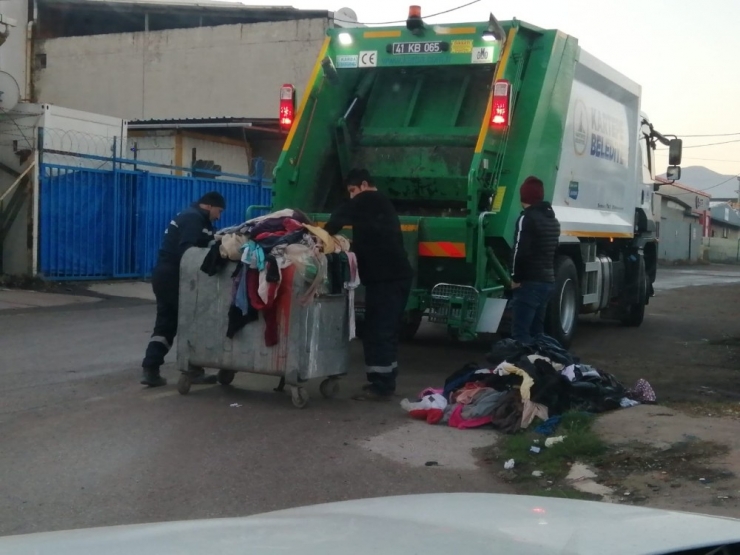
[189,368,218,385]
[140,368,167,387]
[352,384,393,402]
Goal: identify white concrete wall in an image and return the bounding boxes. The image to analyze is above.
[183,134,250,177]
[0,0,30,102]
[35,18,328,120]
[128,131,251,176]
[703,236,740,264]
[128,133,176,174]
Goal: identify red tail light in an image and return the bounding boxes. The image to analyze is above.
[279,84,296,131]
[490,79,511,128]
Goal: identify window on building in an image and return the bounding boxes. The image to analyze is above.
[723,227,729,239]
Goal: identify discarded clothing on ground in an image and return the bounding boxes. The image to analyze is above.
[401,336,656,434]
[401,394,447,424]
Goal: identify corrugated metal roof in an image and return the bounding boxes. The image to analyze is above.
[129,116,277,125]
[39,0,338,39]
[39,0,318,12]
[711,203,740,228]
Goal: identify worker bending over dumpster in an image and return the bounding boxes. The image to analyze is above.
[325,169,413,401]
[140,192,226,387]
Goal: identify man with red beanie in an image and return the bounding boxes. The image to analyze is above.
[510,176,560,344]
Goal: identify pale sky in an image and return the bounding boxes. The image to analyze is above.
[234,0,740,178]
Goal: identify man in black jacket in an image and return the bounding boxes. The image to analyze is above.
[510,176,561,345]
[140,192,226,387]
[325,169,413,400]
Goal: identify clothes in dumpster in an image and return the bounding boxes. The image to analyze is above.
[219,233,248,261]
[202,209,359,346]
[400,336,656,434]
[201,240,229,277]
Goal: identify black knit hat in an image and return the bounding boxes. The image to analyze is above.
[198,191,226,208]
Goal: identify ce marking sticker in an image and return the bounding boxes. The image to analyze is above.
[359,51,377,67]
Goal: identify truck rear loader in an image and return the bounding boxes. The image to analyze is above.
[272,8,684,347]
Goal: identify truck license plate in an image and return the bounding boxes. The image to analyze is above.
[392,41,444,55]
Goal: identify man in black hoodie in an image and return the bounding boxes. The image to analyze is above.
[325,169,413,401]
[140,192,226,387]
[510,176,561,344]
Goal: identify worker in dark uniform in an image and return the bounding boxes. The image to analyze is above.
[510,176,560,344]
[140,192,226,387]
[325,169,413,401]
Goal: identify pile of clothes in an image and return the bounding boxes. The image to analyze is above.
[199,209,359,346]
[401,336,656,434]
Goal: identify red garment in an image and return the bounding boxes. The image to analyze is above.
[254,230,287,242]
[247,269,280,347]
[282,218,304,232]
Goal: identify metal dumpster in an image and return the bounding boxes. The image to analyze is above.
[176,247,350,408]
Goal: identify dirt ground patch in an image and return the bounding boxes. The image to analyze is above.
[590,405,740,517]
[482,407,740,517]
[470,280,740,516]
[570,283,740,405]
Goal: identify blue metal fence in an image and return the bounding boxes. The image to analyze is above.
[39,152,272,280]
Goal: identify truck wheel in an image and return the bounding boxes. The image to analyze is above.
[621,254,647,327]
[545,256,580,348]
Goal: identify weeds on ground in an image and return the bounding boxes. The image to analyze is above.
[497,412,607,482]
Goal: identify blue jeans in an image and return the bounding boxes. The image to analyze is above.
[510,281,555,345]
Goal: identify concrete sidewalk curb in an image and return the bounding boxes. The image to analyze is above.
[0,288,102,311]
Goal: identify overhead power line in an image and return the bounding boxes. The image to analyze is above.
[677,132,740,138]
[333,0,481,25]
[683,139,740,149]
[697,174,740,193]
[658,138,740,150]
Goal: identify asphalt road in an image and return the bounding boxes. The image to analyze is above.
[2,265,740,536]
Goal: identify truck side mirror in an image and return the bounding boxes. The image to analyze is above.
[668,138,683,166]
[666,165,681,181]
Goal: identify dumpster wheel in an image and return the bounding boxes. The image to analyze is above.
[319,377,340,399]
[217,370,236,386]
[291,386,309,409]
[177,374,192,395]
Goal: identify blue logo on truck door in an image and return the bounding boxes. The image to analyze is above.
[568,181,579,200]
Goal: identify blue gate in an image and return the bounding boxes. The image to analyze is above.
[39,154,272,280]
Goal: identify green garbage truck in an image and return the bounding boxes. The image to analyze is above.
[272,8,683,346]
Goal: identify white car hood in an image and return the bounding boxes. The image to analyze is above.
[2,493,740,555]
